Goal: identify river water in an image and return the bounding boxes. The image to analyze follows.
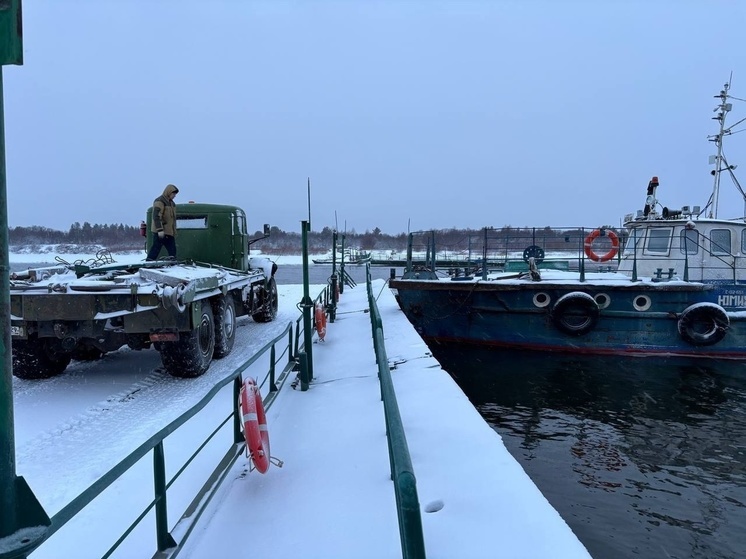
[434,348,746,559]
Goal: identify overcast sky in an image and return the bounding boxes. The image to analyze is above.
[4,0,745,235]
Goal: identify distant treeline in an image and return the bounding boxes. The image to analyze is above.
[8,223,593,254]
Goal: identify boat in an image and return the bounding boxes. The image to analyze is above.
[312,247,371,265]
[390,80,746,360]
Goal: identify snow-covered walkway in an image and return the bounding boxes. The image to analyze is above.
[180,280,591,559]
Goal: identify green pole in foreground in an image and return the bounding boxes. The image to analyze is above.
[0,4,51,557]
[300,220,314,382]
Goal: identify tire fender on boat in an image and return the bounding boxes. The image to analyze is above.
[584,228,620,262]
[240,377,271,474]
[315,303,327,341]
[551,291,600,336]
[677,303,730,346]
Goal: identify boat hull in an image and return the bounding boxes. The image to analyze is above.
[390,278,746,360]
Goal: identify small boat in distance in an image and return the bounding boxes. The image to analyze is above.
[312,247,371,265]
[390,80,746,361]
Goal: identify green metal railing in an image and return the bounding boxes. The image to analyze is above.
[47,321,299,559]
[4,268,421,558]
[7,282,335,559]
[365,264,426,559]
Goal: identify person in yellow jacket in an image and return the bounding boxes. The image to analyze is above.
[146,184,179,261]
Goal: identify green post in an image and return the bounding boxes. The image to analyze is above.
[406,233,413,273]
[153,442,177,551]
[301,221,314,381]
[0,4,52,558]
[339,233,346,294]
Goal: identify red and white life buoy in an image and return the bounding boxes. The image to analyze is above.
[239,377,270,474]
[584,228,620,262]
[315,303,327,341]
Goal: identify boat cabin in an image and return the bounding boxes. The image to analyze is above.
[617,217,746,284]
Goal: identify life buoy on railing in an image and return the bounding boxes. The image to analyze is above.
[315,303,327,341]
[584,228,620,262]
[240,377,271,474]
[677,303,729,346]
[550,291,600,336]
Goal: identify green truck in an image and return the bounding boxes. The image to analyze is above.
[9,203,278,379]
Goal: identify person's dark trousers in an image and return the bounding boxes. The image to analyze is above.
[146,234,177,260]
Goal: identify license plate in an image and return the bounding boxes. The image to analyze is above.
[11,325,25,338]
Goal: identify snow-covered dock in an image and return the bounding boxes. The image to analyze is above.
[180,280,591,559]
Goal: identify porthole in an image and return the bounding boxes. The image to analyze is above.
[633,295,651,311]
[533,292,551,308]
[595,293,611,309]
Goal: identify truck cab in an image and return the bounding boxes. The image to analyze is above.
[145,203,257,271]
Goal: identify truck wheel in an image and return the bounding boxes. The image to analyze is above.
[213,295,236,359]
[161,299,216,378]
[12,337,72,380]
[252,277,278,323]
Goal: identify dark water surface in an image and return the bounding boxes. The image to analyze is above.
[435,348,746,559]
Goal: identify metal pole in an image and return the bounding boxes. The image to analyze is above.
[339,233,346,295]
[0,62,18,542]
[0,57,51,557]
[301,221,314,381]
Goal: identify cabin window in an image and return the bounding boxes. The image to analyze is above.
[742,230,746,254]
[645,228,672,254]
[177,216,208,229]
[678,228,699,254]
[709,229,731,255]
[623,229,644,254]
[235,212,246,236]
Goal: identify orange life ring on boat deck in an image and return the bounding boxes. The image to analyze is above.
[584,229,619,262]
[315,303,327,341]
[240,377,271,474]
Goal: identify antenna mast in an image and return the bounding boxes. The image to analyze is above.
[709,77,734,218]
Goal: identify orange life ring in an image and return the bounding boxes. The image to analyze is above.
[584,229,619,262]
[315,303,327,341]
[240,377,270,474]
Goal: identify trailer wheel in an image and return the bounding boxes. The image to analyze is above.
[213,295,236,359]
[161,299,215,378]
[12,337,72,380]
[252,277,278,323]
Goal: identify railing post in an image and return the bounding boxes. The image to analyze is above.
[329,273,338,323]
[406,233,413,273]
[339,233,346,295]
[301,221,314,381]
[298,351,309,392]
[269,345,277,392]
[153,442,177,551]
[233,377,243,444]
[482,227,488,280]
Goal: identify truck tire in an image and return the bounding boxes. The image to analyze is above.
[213,295,236,359]
[160,299,216,378]
[12,337,72,380]
[252,276,278,323]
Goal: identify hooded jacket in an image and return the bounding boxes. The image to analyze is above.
[151,184,178,236]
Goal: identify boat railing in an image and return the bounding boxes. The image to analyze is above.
[402,226,744,284]
[402,227,626,277]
